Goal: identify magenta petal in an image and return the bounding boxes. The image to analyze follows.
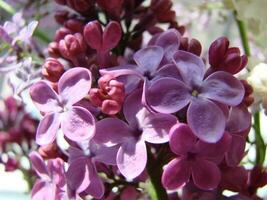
[200,71,245,106]
[61,106,95,142]
[226,105,251,134]
[191,158,221,190]
[162,158,190,190]
[66,158,89,193]
[173,50,205,86]
[117,139,147,179]
[140,109,177,144]
[147,77,191,113]
[102,21,122,51]
[225,134,246,166]
[187,99,226,143]
[84,161,104,199]
[31,180,56,200]
[30,81,61,113]
[29,152,49,179]
[93,143,119,165]
[196,132,231,164]
[58,68,92,107]
[134,46,164,73]
[36,113,60,146]
[83,21,102,50]
[94,118,131,147]
[169,123,197,155]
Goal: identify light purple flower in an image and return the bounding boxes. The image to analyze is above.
[30,151,67,200]
[99,29,182,93]
[162,123,230,191]
[66,140,118,199]
[145,50,245,143]
[30,67,95,145]
[94,89,177,179]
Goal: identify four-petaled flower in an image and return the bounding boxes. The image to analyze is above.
[30,67,95,145]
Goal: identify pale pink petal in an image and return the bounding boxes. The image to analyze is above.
[146,77,191,113]
[191,158,221,190]
[61,106,95,142]
[58,68,92,107]
[36,113,61,146]
[187,98,225,143]
[117,139,147,179]
[30,81,61,113]
[31,180,57,200]
[200,71,245,106]
[169,123,197,155]
[162,158,191,190]
[29,152,49,179]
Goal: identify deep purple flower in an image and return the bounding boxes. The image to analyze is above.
[162,123,230,190]
[30,67,95,145]
[94,89,177,179]
[145,50,245,143]
[30,151,67,200]
[66,140,118,199]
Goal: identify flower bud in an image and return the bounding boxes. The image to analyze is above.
[54,27,73,42]
[64,19,84,33]
[42,58,65,82]
[48,42,61,57]
[102,99,121,115]
[59,33,87,60]
[66,0,94,12]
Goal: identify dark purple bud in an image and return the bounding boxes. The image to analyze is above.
[54,27,73,42]
[66,0,94,12]
[209,37,229,67]
[83,20,103,50]
[64,19,84,33]
[48,42,61,57]
[55,10,70,24]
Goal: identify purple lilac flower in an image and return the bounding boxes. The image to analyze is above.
[94,89,177,179]
[162,123,230,191]
[30,151,67,200]
[30,67,95,145]
[99,29,181,93]
[145,50,245,143]
[66,140,118,199]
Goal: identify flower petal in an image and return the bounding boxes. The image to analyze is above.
[134,46,164,73]
[84,161,105,199]
[58,68,92,107]
[191,158,221,190]
[36,113,60,146]
[47,158,65,187]
[226,105,251,134]
[200,71,245,106]
[92,141,119,165]
[187,98,226,143]
[117,139,147,179]
[169,123,197,155]
[66,157,89,194]
[154,63,183,81]
[30,81,61,113]
[61,106,95,142]
[147,77,191,113]
[94,118,132,146]
[162,158,191,190]
[29,152,49,179]
[173,50,205,87]
[225,134,246,166]
[31,180,57,200]
[140,108,177,144]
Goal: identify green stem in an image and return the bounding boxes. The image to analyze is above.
[234,11,266,165]
[0,0,51,44]
[146,146,169,200]
[253,112,266,165]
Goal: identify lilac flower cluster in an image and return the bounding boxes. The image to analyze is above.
[2,0,266,200]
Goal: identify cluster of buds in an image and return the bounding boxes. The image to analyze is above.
[89,75,125,115]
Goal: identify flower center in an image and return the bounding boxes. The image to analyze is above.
[191,89,199,97]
